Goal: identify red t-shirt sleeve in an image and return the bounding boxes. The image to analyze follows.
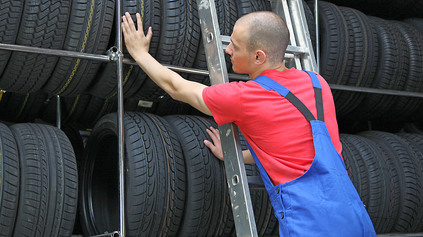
[202,82,242,125]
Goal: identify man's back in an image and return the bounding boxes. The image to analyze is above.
[202,68,342,185]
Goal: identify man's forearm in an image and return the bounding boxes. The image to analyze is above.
[133,52,181,98]
[243,149,255,164]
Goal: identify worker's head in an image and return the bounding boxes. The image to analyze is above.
[225,11,290,77]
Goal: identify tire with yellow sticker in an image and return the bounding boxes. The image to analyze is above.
[43,0,115,97]
[0,0,71,94]
[0,1,23,80]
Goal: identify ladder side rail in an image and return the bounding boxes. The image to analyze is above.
[196,0,258,236]
[270,0,303,70]
[289,0,318,72]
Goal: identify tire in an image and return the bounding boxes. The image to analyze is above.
[165,115,228,236]
[352,17,409,120]
[341,134,395,233]
[89,62,142,99]
[133,0,187,101]
[0,1,23,77]
[0,123,19,237]
[0,92,47,123]
[10,123,78,237]
[235,0,271,17]
[80,112,184,236]
[360,131,422,232]
[340,134,370,206]
[0,0,71,94]
[388,21,423,121]
[404,18,423,32]
[337,7,378,117]
[183,0,238,89]
[40,94,91,126]
[317,1,350,86]
[396,133,423,232]
[61,125,85,235]
[77,96,117,129]
[90,0,161,99]
[43,0,115,96]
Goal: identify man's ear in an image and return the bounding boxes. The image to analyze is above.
[255,50,266,64]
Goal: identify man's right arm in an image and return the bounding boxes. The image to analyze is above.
[122,12,212,116]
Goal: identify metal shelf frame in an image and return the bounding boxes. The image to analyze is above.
[0,0,422,236]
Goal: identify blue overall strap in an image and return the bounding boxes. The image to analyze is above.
[246,142,274,190]
[254,74,322,122]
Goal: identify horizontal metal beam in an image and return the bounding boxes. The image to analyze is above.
[329,84,423,98]
[0,43,111,62]
[2,43,423,99]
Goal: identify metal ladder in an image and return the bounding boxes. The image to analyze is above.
[195,0,318,235]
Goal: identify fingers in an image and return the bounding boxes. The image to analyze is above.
[136,12,143,32]
[206,127,220,144]
[146,26,153,42]
[125,12,137,32]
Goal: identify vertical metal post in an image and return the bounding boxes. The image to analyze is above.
[196,0,258,236]
[314,0,320,73]
[56,95,61,129]
[115,0,125,236]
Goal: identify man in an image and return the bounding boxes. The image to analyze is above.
[122,10,375,236]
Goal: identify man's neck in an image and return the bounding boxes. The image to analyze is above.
[249,62,288,79]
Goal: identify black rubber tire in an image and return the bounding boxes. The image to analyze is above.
[404,18,423,32]
[235,0,271,17]
[40,94,91,126]
[0,1,23,78]
[0,0,71,94]
[317,1,351,85]
[43,0,115,97]
[80,112,185,236]
[396,133,423,232]
[133,0,187,101]
[10,123,78,237]
[360,131,422,232]
[77,96,117,129]
[143,113,186,235]
[388,21,423,121]
[341,134,396,233]
[0,123,19,237]
[336,7,378,117]
[90,0,161,99]
[324,0,422,19]
[165,115,228,236]
[61,125,85,235]
[340,134,370,206]
[352,17,409,120]
[0,92,47,123]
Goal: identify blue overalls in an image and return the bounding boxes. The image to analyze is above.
[249,71,376,236]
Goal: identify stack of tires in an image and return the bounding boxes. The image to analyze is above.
[78,113,278,236]
[341,132,423,233]
[0,122,78,236]
[313,1,423,121]
[0,0,423,236]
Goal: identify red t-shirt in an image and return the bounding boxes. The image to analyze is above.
[202,68,342,185]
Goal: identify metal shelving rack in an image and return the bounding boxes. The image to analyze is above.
[0,0,423,236]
